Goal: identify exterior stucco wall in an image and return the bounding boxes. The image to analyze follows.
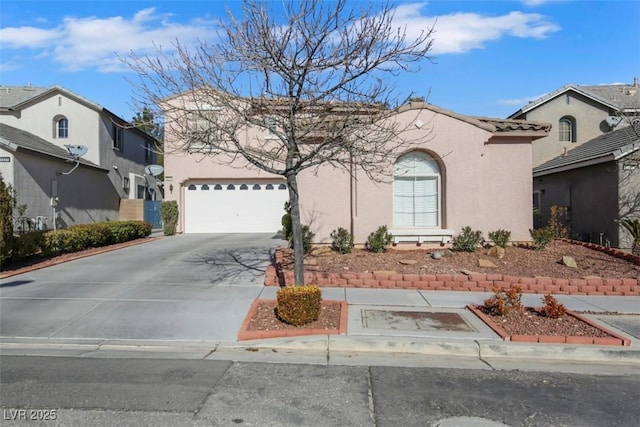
[618,159,640,248]
[0,149,15,188]
[13,151,120,230]
[0,92,102,165]
[533,162,620,247]
[165,106,537,244]
[519,92,614,167]
[98,115,160,201]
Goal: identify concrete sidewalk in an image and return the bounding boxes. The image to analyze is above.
[1,234,639,370]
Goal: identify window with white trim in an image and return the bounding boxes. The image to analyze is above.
[113,124,124,150]
[54,116,68,139]
[393,151,441,228]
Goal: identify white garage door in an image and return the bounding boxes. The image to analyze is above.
[184,181,289,233]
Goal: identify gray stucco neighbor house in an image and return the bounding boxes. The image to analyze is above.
[0,85,160,231]
[533,123,640,249]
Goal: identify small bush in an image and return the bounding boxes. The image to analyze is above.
[365,225,392,253]
[549,205,569,239]
[105,220,151,243]
[452,226,483,252]
[288,224,315,254]
[487,229,511,248]
[276,285,322,326]
[43,229,85,256]
[281,202,292,241]
[160,201,179,236]
[540,294,567,318]
[70,223,113,248]
[530,226,555,250]
[330,227,354,254]
[483,286,523,316]
[11,231,47,260]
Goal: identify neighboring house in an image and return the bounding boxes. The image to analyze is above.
[533,124,640,249]
[163,97,550,244]
[0,85,161,231]
[509,78,639,168]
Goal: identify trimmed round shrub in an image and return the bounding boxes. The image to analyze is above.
[276,285,322,326]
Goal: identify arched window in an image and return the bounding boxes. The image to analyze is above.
[214,184,223,190]
[265,184,274,190]
[239,184,248,190]
[393,151,441,228]
[201,184,209,190]
[227,184,235,190]
[559,116,576,142]
[252,184,261,190]
[278,184,287,190]
[188,184,197,190]
[54,116,68,139]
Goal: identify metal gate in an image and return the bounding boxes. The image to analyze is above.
[143,201,162,230]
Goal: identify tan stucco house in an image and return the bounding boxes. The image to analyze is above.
[163,98,551,245]
[0,85,161,231]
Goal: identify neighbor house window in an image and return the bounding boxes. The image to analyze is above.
[559,116,576,142]
[145,141,153,163]
[393,151,441,228]
[54,116,68,138]
[113,124,124,150]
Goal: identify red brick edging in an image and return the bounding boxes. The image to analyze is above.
[265,242,639,296]
[467,305,631,346]
[237,299,348,341]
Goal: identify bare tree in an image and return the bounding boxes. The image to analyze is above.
[125,0,435,284]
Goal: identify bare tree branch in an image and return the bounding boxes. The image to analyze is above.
[123,0,436,285]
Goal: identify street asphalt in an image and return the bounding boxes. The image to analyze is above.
[1,233,639,372]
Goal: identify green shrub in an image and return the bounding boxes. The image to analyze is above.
[105,220,150,243]
[330,227,354,254]
[42,229,84,255]
[487,229,511,248]
[366,225,393,253]
[452,226,483,252]
[276,285,322,326]
[70,223,113,248]
[281,201,292,241]
[288,224,315,254]
[11,231,47,260]
[160,201,179,236]
[530,226,555,250]
[0,173,15,263]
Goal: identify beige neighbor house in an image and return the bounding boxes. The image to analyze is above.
[0,85,161,231]
[509,78,640,248]
[163,97,551,245]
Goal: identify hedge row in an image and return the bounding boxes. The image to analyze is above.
[5,220,152,266]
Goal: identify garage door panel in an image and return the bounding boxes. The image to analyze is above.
[185,182,288,233]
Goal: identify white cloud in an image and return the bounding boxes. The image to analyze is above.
[1,4,560,73]
[0,8,218,73]
[393,3,560,55]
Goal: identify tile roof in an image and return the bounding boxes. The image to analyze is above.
[509,79,640,118]
[399,102,551,136]
[0,85,103,111]
[0,123,106,171]
[533,123,640,176]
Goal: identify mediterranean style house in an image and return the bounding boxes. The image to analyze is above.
[0,85,161,231]
[509,78,640,248]
[162,94,551,245]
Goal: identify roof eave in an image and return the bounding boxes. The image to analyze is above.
[533,154,614,177]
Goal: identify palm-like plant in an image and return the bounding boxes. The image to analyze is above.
[617,218,640,255]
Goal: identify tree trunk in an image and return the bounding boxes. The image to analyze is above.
[286,172,305,285]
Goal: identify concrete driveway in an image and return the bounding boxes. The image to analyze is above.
[0,234,285,343]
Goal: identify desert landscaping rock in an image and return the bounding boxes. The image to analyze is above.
[431,251,443,260]
[488,246,506,259]
[478,259,497,268]
[399,259,418,265]
[562,255,578,268]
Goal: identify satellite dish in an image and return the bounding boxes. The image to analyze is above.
[144,164,164,177]
[605,116,623,128]
[65,144,88,158]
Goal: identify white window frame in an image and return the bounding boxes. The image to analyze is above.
[113,124,124,151]
[393,152,441,229]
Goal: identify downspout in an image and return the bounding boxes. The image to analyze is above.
[349,152,355,238]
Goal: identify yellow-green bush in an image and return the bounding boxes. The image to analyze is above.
[276,285,322,326]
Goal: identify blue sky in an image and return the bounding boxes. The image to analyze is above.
[1,0,639,121]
